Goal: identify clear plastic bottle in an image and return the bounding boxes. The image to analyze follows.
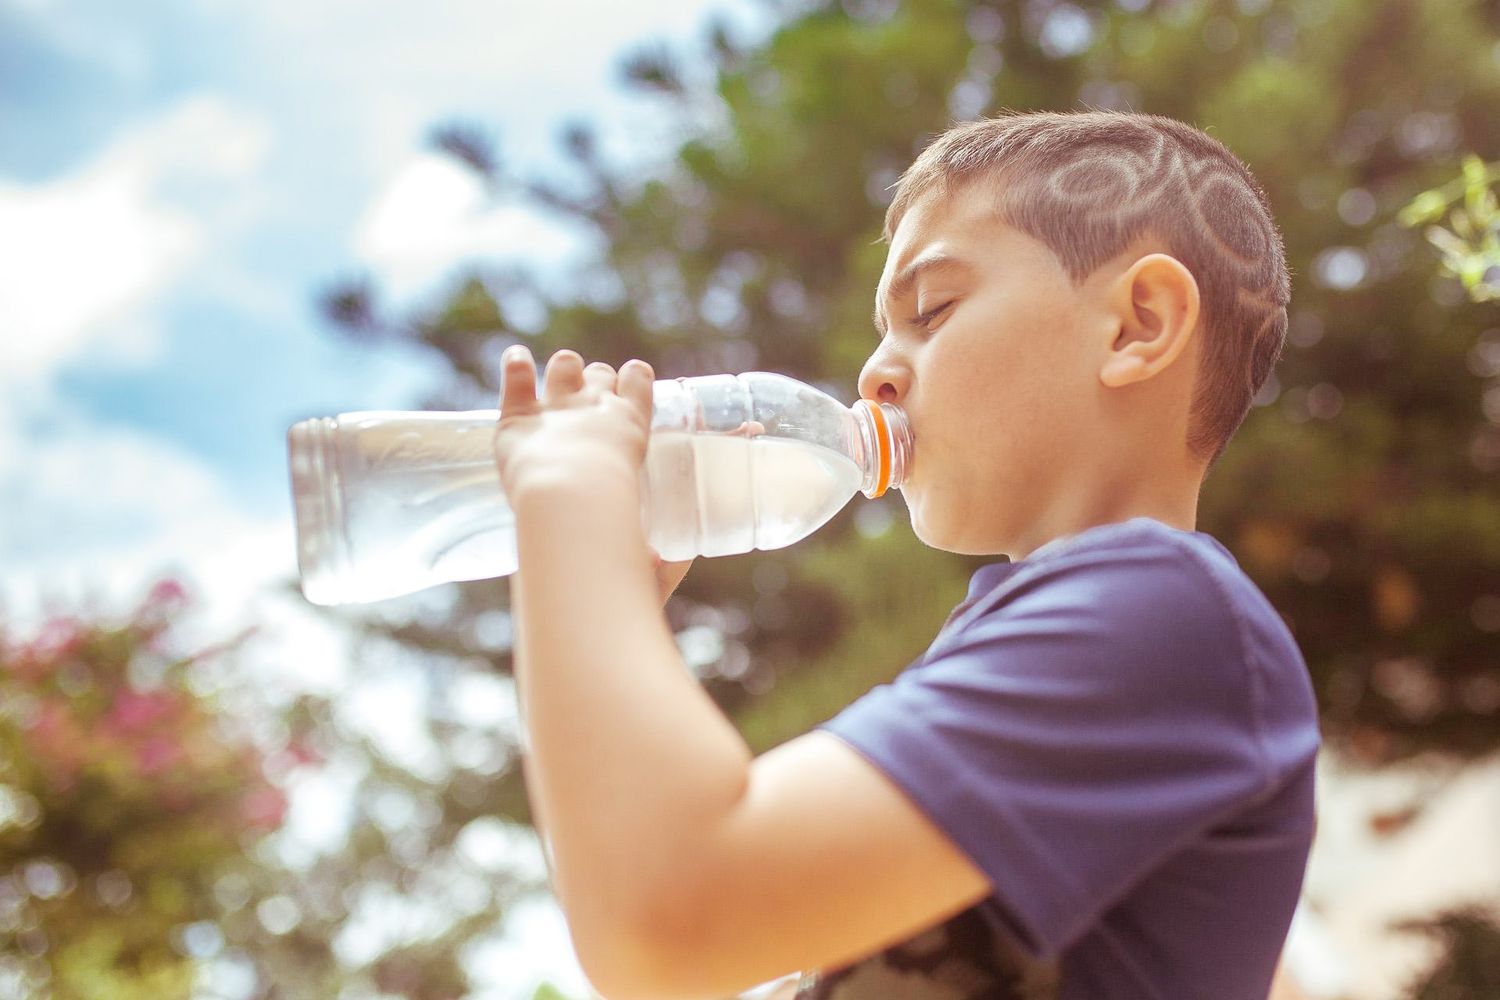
[287,371,912,605]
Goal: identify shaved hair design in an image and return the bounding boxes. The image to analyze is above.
[886,111,1291,470]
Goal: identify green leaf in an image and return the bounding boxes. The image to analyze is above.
[1451,206,1475,240]
[1399,189,1451,228]
[1461,152,1489,189]
[1424,225,1468,256]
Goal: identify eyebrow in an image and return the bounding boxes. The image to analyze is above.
[872,252,975,336]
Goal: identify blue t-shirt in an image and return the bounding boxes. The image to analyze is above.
[800,517,1320,1000]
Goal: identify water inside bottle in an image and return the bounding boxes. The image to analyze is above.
[324,419,863,602]
[644,431,863,562]
[416,431,860,580]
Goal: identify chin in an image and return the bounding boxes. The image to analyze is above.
[906,501,964,554]
[900,493,934,546]
[908,499,1009,557]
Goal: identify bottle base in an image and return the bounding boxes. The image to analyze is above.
[287,416,351,606]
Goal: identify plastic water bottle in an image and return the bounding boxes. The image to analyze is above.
[287,371,912,605]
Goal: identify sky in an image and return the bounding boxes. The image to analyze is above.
[0,0,771,994]
[0,0,775,622]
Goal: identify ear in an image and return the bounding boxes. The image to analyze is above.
[1098,253,1200,389]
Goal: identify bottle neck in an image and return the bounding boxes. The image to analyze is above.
[851,399,912,499]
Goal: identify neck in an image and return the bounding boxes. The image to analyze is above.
[1007,452,1203,561]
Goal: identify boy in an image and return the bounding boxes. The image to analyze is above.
[492,110,1320,1000]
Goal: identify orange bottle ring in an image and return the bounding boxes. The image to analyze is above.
[860,399,892,498]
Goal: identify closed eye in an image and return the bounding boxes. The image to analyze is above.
[910,300,955,329]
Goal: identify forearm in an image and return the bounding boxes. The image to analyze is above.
[509,470,753,965]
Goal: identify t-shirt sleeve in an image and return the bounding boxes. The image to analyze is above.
[815,540,1275,960]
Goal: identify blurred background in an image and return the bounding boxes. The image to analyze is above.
[2,0,1498,997]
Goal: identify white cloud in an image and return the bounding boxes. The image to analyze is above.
[2,0,64,17]
[293,0,774,312]
[244,0,752,166]
[9,0,152,85]
[0,6,783,989]
[0,94,272,381]
[0,394,291,631]
[352,153,597,304]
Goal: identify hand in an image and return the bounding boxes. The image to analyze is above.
[493,346,655,504]
[652,553,695,607]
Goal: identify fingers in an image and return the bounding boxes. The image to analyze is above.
[617,358,654,416]
[582,360,617,395]
[542,349,586,402]
[510,346,653,414]
[499,345,538,417]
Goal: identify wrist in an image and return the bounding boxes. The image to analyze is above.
[507,459,642,511]
[509,461,658,580]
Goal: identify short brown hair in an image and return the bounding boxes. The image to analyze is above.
[885,110,1291,471]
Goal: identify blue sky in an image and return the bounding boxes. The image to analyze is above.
[1,1,770,993]
[0,0,770,621]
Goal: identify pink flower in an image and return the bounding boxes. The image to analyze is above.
[27,700,69,740]
[104,691,179,734]
[13,617,84,677]
[136,735,183,777]
[147,579,189,609]
[26,701,84,789]
[239,786,289,831]
[285,739,323,768]
[34,616,83,657]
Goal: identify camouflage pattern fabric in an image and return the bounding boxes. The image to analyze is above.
[792,903,1060,1000]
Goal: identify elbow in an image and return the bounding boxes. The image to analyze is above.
[573,892,724,1000]
[578,942,699,1000]
[566,897,656,1000]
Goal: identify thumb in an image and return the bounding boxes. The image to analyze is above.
[499,345,539,418]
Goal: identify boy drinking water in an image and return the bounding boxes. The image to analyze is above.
[492,110,1319,1000]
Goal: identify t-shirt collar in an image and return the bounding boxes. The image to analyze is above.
[962,529,1087,599]
[962,517,1226,601]
[965,560,1018,601]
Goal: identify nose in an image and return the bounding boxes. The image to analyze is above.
[858,345,908,406]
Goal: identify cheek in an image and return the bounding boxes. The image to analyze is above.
[937,359,1056,484]
[990,321,1091,426]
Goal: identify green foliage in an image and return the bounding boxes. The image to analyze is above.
[0,580,540,998]
[324,0,1500,767]
[45,0,1500,993]
[0,583,275,997]
[732,520,974,753]
[310,0,1500,991]
[1400,154,1500,302]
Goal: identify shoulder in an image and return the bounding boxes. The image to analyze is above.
[932,517,1319,780]
[941,518,1245,663]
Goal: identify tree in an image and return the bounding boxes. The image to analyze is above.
[311,0,1500,992]
[1401,153,1500,303]
[1,578,547,998]
[0,583,288,998]
[323,0,1500,765]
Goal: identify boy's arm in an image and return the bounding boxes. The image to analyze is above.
[509,472,755,987]
[511,473,991,1000]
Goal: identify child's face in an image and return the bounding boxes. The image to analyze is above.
[860,182,1126,555]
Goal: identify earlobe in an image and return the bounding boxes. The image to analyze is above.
[1100,352,1150,388]
[1098,253,1199,389]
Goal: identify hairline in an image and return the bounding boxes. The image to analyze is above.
[884,171,1123,291]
